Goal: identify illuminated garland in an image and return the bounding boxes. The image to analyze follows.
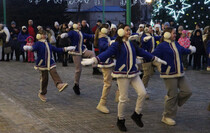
[153,0,163,13]
[28,0,92,5]
[165,0,191,21]
[204,0,210,4]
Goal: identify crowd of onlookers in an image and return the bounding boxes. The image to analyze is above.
[0,19,209,70]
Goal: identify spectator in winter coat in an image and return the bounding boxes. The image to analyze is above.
[27,20,36,39]
[0,23,11,61]
[178,30,191,69]
[191,29,205,70]
[110,24,117,39]
[17,26,30,62]
[154,24,162,36]
[81,20,93,50]
[9,21,20,60]
[136,24,145,36]
[92,20,102,34]
[59,23,71,66]
[176,25,183,41]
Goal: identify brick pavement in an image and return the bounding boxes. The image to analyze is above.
[0,61,209,133]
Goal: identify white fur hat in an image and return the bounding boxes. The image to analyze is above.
[139,24,144,28]
[110,24,117,30]
[37,25,43,30]
[22,26,27,30]
[68,21,73,27]
[155,24,161,29]
[54,21,59,27]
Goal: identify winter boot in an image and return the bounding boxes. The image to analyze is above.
[57,83,68,92]
[131,112,144,127]
[96,99,109,114]
[161,116,176,126]
[73,84,80,95]
[117,118,127,132]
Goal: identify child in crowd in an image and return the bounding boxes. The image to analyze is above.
[23,31,75,102]
[178,30,191,70]
[26,36,35,63]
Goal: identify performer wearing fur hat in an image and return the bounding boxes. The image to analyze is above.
[81,24,167,132]
[60,22,97,95]
[93,24,119,114]
[141,24,161,99]
[152,27,196,126]
[23,31,75,102]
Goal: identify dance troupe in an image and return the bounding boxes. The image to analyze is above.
[21,22,210,132]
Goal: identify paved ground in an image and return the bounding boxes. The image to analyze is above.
[0,61,209,133]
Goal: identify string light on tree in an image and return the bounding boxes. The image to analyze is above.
[154,0,163,13]
[165,0,191,21]
[204,0,210,4]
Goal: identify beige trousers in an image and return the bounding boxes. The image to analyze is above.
[72,50,95,84]
[142,61,161,88]
[163,77,192,118]
[117,76,146,120]
[99,67,114,103]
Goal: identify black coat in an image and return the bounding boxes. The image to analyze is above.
[191,30,205,55]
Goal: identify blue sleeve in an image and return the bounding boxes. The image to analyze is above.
[154,36,161,41]
[97,42,118,62]
[32,42,40,52]
[136,47,155,61]
[98,39,108,52]
[68,31,73,38]
[83,33,94,40]
[51,43,64,53]
[178,43,191,55]
[152,44,163,59]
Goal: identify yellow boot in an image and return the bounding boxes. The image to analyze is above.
[96,99,109,114]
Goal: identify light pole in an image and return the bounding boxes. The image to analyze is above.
[3,0,6,25]
[102,0,105,23]
[126,0,131,26]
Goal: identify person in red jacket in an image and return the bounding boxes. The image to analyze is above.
[27,20,36,39]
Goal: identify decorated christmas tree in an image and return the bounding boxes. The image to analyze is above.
[152,0,210,30]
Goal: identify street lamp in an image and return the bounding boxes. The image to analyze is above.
[146,0,152,3]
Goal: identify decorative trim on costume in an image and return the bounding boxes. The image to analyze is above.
[160,72,185,78]
[111,71,141,78]
[34,64,56,71]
